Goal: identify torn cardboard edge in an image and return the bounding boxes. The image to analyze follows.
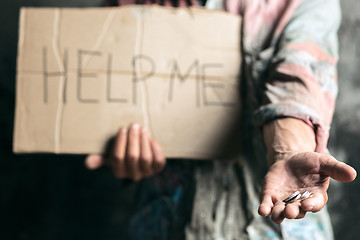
[14,5,242,159]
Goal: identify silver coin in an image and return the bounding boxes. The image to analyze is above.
[283,190,301,204]
[299,190,313,201]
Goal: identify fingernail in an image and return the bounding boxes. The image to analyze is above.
[142,127,147,133]
[121,128,127,134]
[351,167,357,176]
[132,123,139,130]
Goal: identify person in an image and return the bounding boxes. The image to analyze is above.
[86,0,357,239]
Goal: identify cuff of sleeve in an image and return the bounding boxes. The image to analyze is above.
[253,101,330,153]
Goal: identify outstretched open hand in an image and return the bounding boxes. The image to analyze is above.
[258,152,357,223]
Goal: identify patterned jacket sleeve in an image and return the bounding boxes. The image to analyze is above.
[253,0,341,153]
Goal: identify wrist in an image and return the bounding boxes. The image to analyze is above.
[263,118,316,164]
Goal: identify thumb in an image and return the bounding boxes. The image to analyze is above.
[319,154,357,182]
[85,154,104,170]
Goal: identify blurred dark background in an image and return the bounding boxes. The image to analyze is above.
[0,0,359,239]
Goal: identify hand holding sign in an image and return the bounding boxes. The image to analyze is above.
[85,123,166,181]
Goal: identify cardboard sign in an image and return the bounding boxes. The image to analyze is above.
[13,6,242,159]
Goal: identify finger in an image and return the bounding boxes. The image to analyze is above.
[126,124,142,181]
[320,154,357,182]
[301,190,327,212]
[85,154,104,170]
[140,128,153,177]
[258,194,274,217]
[283,201,301,219]
[112,128,128,178]
[150,139,166,174]
[295,209,307,219]
[271,201,286,224]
